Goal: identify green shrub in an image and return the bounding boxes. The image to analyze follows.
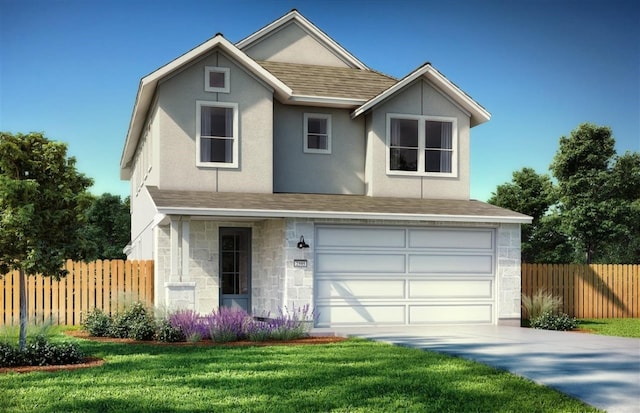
[83,308,113,337]
[129,318,157,341]
[522,290,562,320]
[529,311,577,331]
[156,319,185,342]
[0,342,24,367]
[0,336,84,367]
[109,314,131,338]
[110,302,156,340]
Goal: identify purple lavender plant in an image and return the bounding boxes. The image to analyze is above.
[208,307,251,343]
[246,304,318,341]
[168,309,209,340]
[270,304,316,340]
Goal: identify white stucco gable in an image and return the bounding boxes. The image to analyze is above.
[353,63,491,127]
[120,34,292,180]
[237,9,367,69]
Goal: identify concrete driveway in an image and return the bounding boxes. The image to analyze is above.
[321,325,640,413]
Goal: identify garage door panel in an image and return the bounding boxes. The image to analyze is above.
[317,253,405,273]
[314,226,496,326]
[409,229,493,250]
[409,304,493,324]
[316,279,405,299]
[409,279,493,299]
[316,227,406,248]
[408,254,493,274]
[316,305,406,326]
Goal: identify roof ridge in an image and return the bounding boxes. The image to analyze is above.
[236,10,369,70]
[258,60,392,75]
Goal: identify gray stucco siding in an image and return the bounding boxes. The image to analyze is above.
[366,80,471,200]
[155,51,274,193]
[273,102,366,195]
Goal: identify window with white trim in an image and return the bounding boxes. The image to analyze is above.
[204,67,230,93]
[303,113,331,154]
[386,114,457,176]
[196,101,238,168]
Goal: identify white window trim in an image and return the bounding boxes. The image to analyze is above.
[204,66,230,93]
[303,113,332,154]
[385,113,458,178]
[196,100,239,168]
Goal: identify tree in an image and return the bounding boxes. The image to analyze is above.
[80,193,130,260]
[488,167,572,262]
[527,214,575,263]
[550,123,639,263]
[0,132,93,349]
[599,152,640,262]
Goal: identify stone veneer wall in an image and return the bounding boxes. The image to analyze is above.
[496,223,522,323]
[155,217,522,325]
[156,218,291,315]
[280,218,522,325]
[189,221,220,313]
[282,219,315,311]
[155,224,171,309]
[252,219,286,316]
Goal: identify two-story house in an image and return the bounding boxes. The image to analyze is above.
[120,10,531,327]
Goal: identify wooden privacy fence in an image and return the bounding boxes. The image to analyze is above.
[522,264,639,318]
[0,260,154,326]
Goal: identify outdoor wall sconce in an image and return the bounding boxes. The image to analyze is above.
[297,236,309,249]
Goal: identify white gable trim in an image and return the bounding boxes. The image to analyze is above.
[352,63,491,127]
[121,35,292,178]
[236,10,369,70]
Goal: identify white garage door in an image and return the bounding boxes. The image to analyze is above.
[314,226,496,327]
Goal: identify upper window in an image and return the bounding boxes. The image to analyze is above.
[196,101,238,168]
[387,114,457,177]
[204,67,230,93]
[304,113,331,154]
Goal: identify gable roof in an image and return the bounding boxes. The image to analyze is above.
[120,34,292,178]
[352,63,491,127]
[258,60,397,103]
[147,187,532,224]
[237,9,368,70]
[121,11,491,179]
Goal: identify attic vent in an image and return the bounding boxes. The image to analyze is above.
[205,66,230,93]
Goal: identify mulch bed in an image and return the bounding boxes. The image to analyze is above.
[0,357,105,374]
[0,331,346,374]
[64,330,347,347]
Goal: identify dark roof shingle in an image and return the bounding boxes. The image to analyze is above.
[147,187,531,223]
[258,61,397,101]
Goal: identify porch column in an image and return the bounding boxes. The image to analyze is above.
[165,217,195,310]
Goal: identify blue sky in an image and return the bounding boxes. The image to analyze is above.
[1,0,638,201]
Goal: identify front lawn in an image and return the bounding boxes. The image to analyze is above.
[578,318,640,338]
[1,335,600,413]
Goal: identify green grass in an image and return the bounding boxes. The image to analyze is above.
[1,334,601,413]
[0,319,68,344]
[578,318,640,338]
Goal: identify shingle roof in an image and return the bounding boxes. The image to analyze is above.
[147,187,531,224]
[258,61,397,101]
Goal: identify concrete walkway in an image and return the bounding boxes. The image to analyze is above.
[317,325,640,413]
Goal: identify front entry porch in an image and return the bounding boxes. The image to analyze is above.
[155,217,314,316]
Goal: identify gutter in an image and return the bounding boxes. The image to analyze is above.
[155,206,533,224]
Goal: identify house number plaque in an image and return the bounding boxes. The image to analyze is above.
[293,259,308,268]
